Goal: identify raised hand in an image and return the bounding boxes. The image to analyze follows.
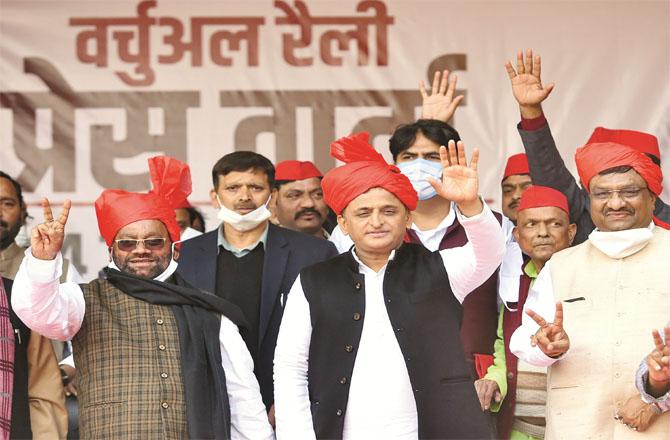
[646,326,670,396]
[31,198,71,261]
[474,379,501,411]
[427,140,482,216]
[526,302,570,358]
[505,49,554,118]
[420,69,464,122]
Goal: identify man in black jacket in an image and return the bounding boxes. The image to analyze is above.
[505,49,670,244]
[177,151,337,423]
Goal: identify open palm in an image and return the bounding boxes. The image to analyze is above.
[505,49,554,107]
[428,140,479,204]
[420,69,464,122]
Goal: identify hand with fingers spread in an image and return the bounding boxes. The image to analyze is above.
[474,379,501,411]
[427,140,482,216]
[504,49,555,119]
[645,326,670,397]
[526,302,570,358]
[31,198,72,261]
[420,69,464,122]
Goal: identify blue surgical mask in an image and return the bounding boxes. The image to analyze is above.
[397,158,443,200]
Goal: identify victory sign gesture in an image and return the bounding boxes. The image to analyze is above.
[527,302,570,358]
[505,49,555,119]
[31,198,71,261]
[646,326,670,396]
[427,140,482,216]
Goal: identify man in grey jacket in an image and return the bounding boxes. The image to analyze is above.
[504,49,670,244]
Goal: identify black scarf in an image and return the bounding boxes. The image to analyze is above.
[101,267,248,440]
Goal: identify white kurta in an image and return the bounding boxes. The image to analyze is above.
[11,250,275,440]
[274,204,505,440]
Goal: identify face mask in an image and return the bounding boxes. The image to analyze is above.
[588,223,654,259]
[397,158,443,200]
[216,195,272,232]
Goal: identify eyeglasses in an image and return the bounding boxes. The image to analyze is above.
[590,187,647,201]
[114,237,167,252]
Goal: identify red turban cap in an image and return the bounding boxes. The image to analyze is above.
[321,132,418,215]
[95,156,192,246]
[575,142,663,196]
[518,185,569,215]
[587,127,660,160]
[275,160,323,181]
[502,153,530,180]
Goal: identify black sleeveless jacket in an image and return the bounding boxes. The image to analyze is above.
[300,244,494,439]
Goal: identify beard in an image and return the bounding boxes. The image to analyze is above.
[0,219,21,251]
[112,251,171,279]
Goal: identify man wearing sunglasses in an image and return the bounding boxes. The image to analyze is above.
[10,156,273,439]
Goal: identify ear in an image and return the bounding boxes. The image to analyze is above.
[270,189,279,210]
[405,208,412,228]
[172,246,180,261]
[512,226,519,243]
[20,203,28,226]
[210,189,221,209]
[107,247,113,262]
[567,223,577,245]
[337,213,349,236]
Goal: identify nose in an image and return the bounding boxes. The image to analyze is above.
[606,192,627,210]
[370,210,383,228]
[512,186,524,201]
[537,222,549,237]
[301,194,315,208]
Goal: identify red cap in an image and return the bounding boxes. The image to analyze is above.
[503,153,530,180]
[275,160,323,181]
[587,127,660,160]
[518,185,569,215]
[322,132,418,215]
[95,156,191,246]
[575,142,663,195]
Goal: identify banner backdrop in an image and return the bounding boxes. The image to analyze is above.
[1,0,669,280]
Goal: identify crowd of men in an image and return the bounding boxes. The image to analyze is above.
[0,49,669,439]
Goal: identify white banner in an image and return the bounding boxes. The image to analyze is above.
[1,0,669,280]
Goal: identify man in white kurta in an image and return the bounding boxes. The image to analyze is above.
[274,133,505,439]
[510,140,670,438]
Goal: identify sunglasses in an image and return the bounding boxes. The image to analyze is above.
[114,237,167,252]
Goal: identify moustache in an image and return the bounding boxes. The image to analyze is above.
[294,207,322,221]
[508,200,519,210]
[0,220,7,229]
[234,203,258,211]
[604,208,634,216]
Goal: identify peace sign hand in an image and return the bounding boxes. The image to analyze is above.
[527,302,570,358]
[645,326,670,396]
[31,198,71,261]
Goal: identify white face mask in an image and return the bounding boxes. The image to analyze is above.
[216,195,272,232]
[588,223,654,259]
[397,158,443,201]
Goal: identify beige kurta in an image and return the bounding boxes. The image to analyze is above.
[545,227,670,439]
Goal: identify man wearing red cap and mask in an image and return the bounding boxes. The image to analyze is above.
[509,141,670,438]
[505,49,670,245]
[271,160,331,239]
[274,133,505,439]
[11,156,273,439]
[476,186,575,439]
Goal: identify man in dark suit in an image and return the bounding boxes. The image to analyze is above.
[177,151,338,421]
